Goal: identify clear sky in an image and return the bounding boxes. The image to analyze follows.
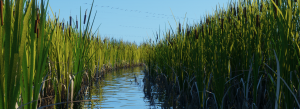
[45,0,234,44]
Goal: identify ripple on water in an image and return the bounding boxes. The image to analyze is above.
[84,67,164,109]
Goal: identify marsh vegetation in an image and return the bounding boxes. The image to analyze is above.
[1,0,300,109]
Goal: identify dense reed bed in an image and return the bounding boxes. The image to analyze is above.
[144,0,300,108]
[0,0,147,108]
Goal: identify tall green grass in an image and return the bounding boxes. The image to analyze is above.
[145,0,300,108]
[0,0,146,108]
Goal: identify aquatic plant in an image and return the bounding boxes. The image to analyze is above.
[0,0,145,108]
[145,0,300,108]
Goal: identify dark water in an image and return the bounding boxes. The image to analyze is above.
[82,67,164,109]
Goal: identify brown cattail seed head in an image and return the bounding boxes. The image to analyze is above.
[37,28,39,38]
[194,29,198,40]
[0,0,3,26]
[221,19,224,29]
[34,20,38,33]
[237,7,240,20]
[84,10,87,24]
[62,22,64,30]
[76,15,78,29]
[206,18,209,24]
[70,16,72,26]
[186,28,190,36]
[156,32,158,42]
[243,7,246,18]
[260,4,263,12]
[274,0,278,19]
[256,15,260,27]
[234,7,236,16]
[201,26,204,37]
[178,23,181,33]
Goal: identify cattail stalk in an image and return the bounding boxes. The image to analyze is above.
[168,30,171,42]
[0,0,3,26]
[256,15,260,27]
[69,28,71,37]
[237,7,240,20]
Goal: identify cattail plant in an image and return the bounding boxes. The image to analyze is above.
[37,8,40,23]
[256,15,260,27]
[243,7,247,22]
[156,32,158,42]
[186,28,190,37]
[144,0,300,109]
[84,9,87,24]
[221,18,224,30]
[260,4,263,12]
[76,15,78,29]
[37,28,39,38]
[62,21,64,30]
[178,23,181,33]
[237,7,240,20]
[194,29,198,40]
[70,15,72,26]
[34,19,38,33]
[273,0,278,19]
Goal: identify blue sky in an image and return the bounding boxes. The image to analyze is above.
[46,0,234,44]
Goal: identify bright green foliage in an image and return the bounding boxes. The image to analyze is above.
[0,0,145,108]
[145,0,300,108]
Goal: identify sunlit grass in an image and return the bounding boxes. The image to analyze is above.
[145,0,300,108]
[0,0,147,108]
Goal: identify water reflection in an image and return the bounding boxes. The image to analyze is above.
[83,67,164,109]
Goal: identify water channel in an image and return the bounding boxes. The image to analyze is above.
[82,67,165,109]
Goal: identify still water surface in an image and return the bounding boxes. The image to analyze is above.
[83,67,163,109]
